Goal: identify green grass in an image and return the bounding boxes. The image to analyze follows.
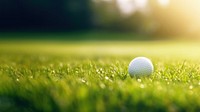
[0,41,200,112]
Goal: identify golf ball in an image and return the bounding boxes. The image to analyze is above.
[128,57,154,77]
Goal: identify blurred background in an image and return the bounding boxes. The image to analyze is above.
[0,0,200,40]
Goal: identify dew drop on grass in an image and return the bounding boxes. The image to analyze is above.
[137,79,142,83]
[105,76,109,80]
[52,70,55,74]
[140,84,145,89]
[100,83,105,89]
[189,85,193,90]
[30,76,33,79]
[80,79,86,83]
[96,69,100,74]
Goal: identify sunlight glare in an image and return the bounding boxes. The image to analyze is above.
[158,0,170,6]
[117,0,135,14]
[135,0,147,8]
[117,0,147,14]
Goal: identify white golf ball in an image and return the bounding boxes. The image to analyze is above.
[128,57,154,77]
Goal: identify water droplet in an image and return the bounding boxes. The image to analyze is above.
[140,84,145,88]
[167,82,170,85]
[81,79,86,83]
[137,79,142,83]
[100,83,105,89]
[105,76,109,80]
[30,76,33,79]
[96,69,101,74]
[189,85,193,90]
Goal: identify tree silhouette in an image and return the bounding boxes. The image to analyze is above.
[0,0,92,31]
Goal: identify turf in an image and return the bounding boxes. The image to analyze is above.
[0,41,199,112]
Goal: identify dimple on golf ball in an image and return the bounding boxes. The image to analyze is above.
[128,57,154,77]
